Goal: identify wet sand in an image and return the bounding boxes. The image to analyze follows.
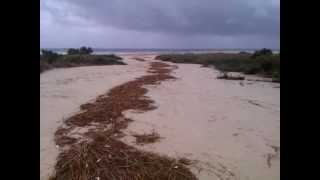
[40,54,279,180]
[121,58,280,180]
[40,55,149,179]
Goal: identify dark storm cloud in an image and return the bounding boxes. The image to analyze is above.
[53,0,279,37]
[40,0,279,48]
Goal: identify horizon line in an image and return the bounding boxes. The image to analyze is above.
[40,47,280,50]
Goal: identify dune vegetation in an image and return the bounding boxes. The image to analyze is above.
[156,48,280,82]
[40,47,125,73]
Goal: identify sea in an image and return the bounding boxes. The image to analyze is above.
[41,48,279,55]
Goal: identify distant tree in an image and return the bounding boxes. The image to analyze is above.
[67,48,80,55]
[41,49,58,57]
[67,47,93,55]
[251,48,273,58]
[79,46,93,54]
[88,47,93,54]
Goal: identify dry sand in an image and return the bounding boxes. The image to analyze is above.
[121,57,280,180]
[40,54,280,180]
[40,55,149,180]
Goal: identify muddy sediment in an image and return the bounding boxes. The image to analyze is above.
[50,61,197,180]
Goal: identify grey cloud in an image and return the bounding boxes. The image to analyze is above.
[40,0,279,48]
[51,0,279,37]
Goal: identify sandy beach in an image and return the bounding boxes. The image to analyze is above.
[40,56,149,179]
[122,56,280,180]
[40,54,279,180]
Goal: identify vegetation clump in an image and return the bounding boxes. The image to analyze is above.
[156,48,280,82]
[133,131,161,145]
[251,48,273,58]
[40,47,125,73]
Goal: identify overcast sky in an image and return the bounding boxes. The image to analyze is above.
[40,0,280,49]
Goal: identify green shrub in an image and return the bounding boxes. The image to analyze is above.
[156,50,280,82]
[40,53,125,74]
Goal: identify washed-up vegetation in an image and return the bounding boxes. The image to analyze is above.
[133,130,161,145]
[40,47,125,73]
[49,61,197,180]
[156,48,280,82]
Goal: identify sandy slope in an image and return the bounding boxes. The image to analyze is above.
[40,56,149,180]
[121,59,280,180]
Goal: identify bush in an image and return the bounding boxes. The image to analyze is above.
[41,49,60,64]
[251,48,273,58]
[57,54,125,66]
[67,48,80,55]
[79,46,93,54]
[67,46,93,55]
[40,54,125,74]
[156,51,280,82]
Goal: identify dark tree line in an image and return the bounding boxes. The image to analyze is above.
[67,46,93,55]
